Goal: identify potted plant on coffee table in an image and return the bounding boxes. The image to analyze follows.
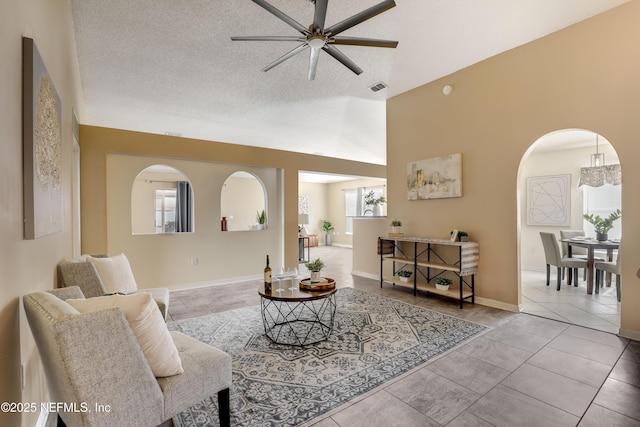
[583,209,621,241]
[434,277,452,291]
[397,269,412,283]
[304,258,325,282]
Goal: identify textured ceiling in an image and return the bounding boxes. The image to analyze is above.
[71,0,628,165]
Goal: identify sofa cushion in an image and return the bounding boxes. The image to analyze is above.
[67,293,183,377]
[87,253,138,294]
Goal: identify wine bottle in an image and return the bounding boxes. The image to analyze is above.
[264,255,272,292]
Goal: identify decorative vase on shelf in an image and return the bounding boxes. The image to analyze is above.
[400,276,410,283]
[310,271,321,282]
[435,283,450,291]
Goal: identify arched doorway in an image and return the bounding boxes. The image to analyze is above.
[517,129,622,334]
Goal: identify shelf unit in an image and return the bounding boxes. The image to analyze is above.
[378,237,479,308]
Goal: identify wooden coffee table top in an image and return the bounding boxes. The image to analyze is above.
[259,278,336,302]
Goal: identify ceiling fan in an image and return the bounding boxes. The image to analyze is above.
[231,0,398,80]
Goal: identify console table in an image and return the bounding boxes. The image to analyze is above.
[378,237,479,308]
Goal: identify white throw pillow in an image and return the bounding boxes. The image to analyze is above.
[67,293,183,377]
[87,254,138,294]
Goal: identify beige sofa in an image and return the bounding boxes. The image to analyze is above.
[23,286,231,427]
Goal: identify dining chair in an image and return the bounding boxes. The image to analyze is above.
[540,232,588,291]
[595,248,621,302]
[559,230,603,280]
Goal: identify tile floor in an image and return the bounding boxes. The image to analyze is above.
[169,246,640,427]
[521,269,621,334]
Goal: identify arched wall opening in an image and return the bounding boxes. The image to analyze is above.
[517,129,622,333]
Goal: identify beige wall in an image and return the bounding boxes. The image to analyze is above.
[107,154,285,288]
[385,2,640,338]
[81,126,385,286]
[222,174,267,231]
[1,0,83,425]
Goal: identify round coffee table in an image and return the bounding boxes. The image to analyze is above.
[258,278,337,346]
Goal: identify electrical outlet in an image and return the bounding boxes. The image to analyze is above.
[191,257,198,266]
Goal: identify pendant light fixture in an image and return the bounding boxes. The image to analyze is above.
[578,133,621,187]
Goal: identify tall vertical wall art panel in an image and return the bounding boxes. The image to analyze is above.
[526,174,571,226]
[23,37,63,239]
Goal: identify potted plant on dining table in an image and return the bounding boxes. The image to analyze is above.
[583,209,621,241]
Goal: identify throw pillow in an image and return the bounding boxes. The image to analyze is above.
[87,253,138,294]
[67,292,183,377]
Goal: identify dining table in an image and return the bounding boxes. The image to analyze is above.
[560,238,619,295]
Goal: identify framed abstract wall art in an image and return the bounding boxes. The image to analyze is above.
[23,37,63,239]
[407,153,462,200]
[526,174,571,226]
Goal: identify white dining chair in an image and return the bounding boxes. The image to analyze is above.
[595,249,621,302]
[540,232,588,291]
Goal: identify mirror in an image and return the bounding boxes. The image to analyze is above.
[221,171,266,231]
[131,165,193,234]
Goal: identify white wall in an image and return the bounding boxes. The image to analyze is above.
[520,141,619,271]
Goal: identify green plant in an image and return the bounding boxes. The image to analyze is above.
[434,277,452,286]
[397,270,412,277]
[390,219,402,227]
[256,209,266,224]
[322,220,334,233]
[363,190,386,208]
[583,209,621,234]
[304,258,325,272]
[458,231,468,237]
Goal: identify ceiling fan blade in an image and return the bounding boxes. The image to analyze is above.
[325,0,396,36]
[261,43,309,72]
[322,45,363,75]
[251,0,308,35]
[231,36,307,42]
[331,36,398,48]
[308,48,321,80]
[312,0,329,32]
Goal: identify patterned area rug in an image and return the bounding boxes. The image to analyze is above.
[169,288,487,427]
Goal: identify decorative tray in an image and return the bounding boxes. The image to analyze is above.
[299,277,336,291]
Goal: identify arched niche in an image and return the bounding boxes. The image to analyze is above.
[131,164,194,234]
[221,171,267,231]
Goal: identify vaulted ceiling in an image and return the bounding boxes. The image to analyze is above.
[71,0,628,165]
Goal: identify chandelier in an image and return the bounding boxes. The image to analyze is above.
[578,134,621,187]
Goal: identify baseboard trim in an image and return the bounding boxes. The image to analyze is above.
[166,275,261,292]
[473,297,520,313]
[351,271,379,281]
[618,328,640,341]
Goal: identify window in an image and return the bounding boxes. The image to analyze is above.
[345,186,386,234]
[582,184,622,240]
[344,190,359,234]
[155,189,176,233]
